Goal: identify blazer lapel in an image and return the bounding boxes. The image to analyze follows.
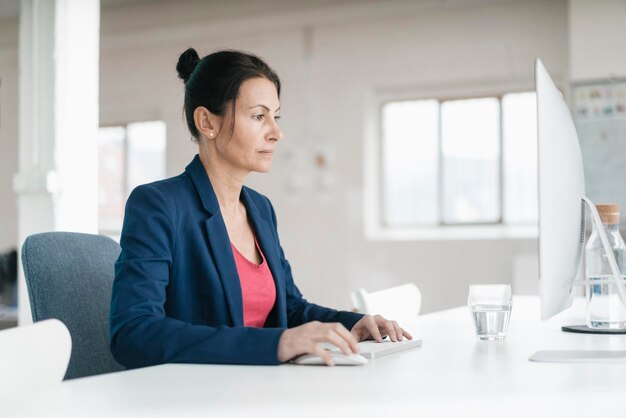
[185,155,243,326]
[241,188,287,327]
[204,215,243,326]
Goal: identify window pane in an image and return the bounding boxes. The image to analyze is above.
[127,121,167,192]
[441,98,500,224]
[98,126,126,233]
[503,92,538,224]
[382,100,439,226]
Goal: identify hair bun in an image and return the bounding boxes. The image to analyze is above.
[176,48,201,83]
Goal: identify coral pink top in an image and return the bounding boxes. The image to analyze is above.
[231,241,276,327]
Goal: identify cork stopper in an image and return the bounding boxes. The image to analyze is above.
[596,204,620,224]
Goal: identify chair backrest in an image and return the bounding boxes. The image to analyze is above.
[0,319,71,396]
[21,232,124,379]
[351,283,422,320]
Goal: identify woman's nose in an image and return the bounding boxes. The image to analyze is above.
[270,119,283,141]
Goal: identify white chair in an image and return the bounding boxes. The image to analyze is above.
[0,319,72,397]
[351,283,422,320]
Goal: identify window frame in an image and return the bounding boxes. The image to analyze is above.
[97,120,167,238]
[365,79,544,241]
[98,123,130,238]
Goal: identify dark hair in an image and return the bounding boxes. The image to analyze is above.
[176,48,281,141]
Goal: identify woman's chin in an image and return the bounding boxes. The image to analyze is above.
[254,162,273,173]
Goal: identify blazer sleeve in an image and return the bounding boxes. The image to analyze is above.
[109,184,285,368]
[265,198,364,329]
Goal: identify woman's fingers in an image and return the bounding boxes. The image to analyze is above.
[366,315,384,342]
[312,323,359,363]
[393,321,403,341]
[361,315,413,343]
[374,315,398,342]
[330,323,359,353]
[322,327,355,356]
[281,322,360,365]
[401,328,413,340]
[311,343,335,367]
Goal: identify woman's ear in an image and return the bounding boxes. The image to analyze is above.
[194,106,220,140]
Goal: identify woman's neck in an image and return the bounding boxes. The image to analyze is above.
[199,149,246,218]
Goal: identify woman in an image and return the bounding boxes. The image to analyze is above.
[110,49,411,368]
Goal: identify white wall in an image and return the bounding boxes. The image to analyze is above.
[97,0,566,312]
[1,0,573,313]
[569,0,626,80]
[305,0,565,311]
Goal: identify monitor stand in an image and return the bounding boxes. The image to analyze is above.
[562,324,626,334]
[530,325,626,362]
[529,350,626,363]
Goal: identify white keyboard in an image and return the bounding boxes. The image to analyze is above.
[321,337,423,359]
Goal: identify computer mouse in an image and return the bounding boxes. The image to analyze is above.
[293,352,368,366]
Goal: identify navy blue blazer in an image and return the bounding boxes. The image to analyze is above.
[110,155,363,368]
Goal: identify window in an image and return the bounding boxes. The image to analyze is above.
[379,92,537,233]
[98,121,166,238]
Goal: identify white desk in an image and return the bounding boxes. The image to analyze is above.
[7,296,626,418]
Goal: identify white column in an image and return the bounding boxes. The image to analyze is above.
[14,0,100,325]
[54,0,100,232]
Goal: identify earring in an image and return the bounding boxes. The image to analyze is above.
[209,133,214,138]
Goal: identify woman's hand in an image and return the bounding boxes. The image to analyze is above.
[277,321,359,366]
[350,314,413,343]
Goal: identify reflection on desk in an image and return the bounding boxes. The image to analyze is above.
[5,296,626,418]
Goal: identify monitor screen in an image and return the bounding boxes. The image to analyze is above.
[536,59,586,320]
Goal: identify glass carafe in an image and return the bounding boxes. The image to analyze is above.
[585,204,626,329]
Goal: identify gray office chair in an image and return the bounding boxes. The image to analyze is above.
[21,232,125,379]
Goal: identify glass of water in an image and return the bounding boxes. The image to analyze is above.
[468,284,512,340]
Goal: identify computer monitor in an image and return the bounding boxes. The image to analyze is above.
[529,60,626,362]
[536,59,586,320]
[536,59,626,322]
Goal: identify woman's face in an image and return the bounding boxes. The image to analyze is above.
[212,77,282,174]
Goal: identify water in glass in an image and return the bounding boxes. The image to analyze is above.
[471,303,512,340]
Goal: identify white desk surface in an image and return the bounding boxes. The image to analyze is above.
[7,296,626,418]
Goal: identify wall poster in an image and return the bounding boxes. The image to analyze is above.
[572,79,626,225]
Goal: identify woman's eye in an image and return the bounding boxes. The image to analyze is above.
[274,116,281,123]
[254,114,264,121]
